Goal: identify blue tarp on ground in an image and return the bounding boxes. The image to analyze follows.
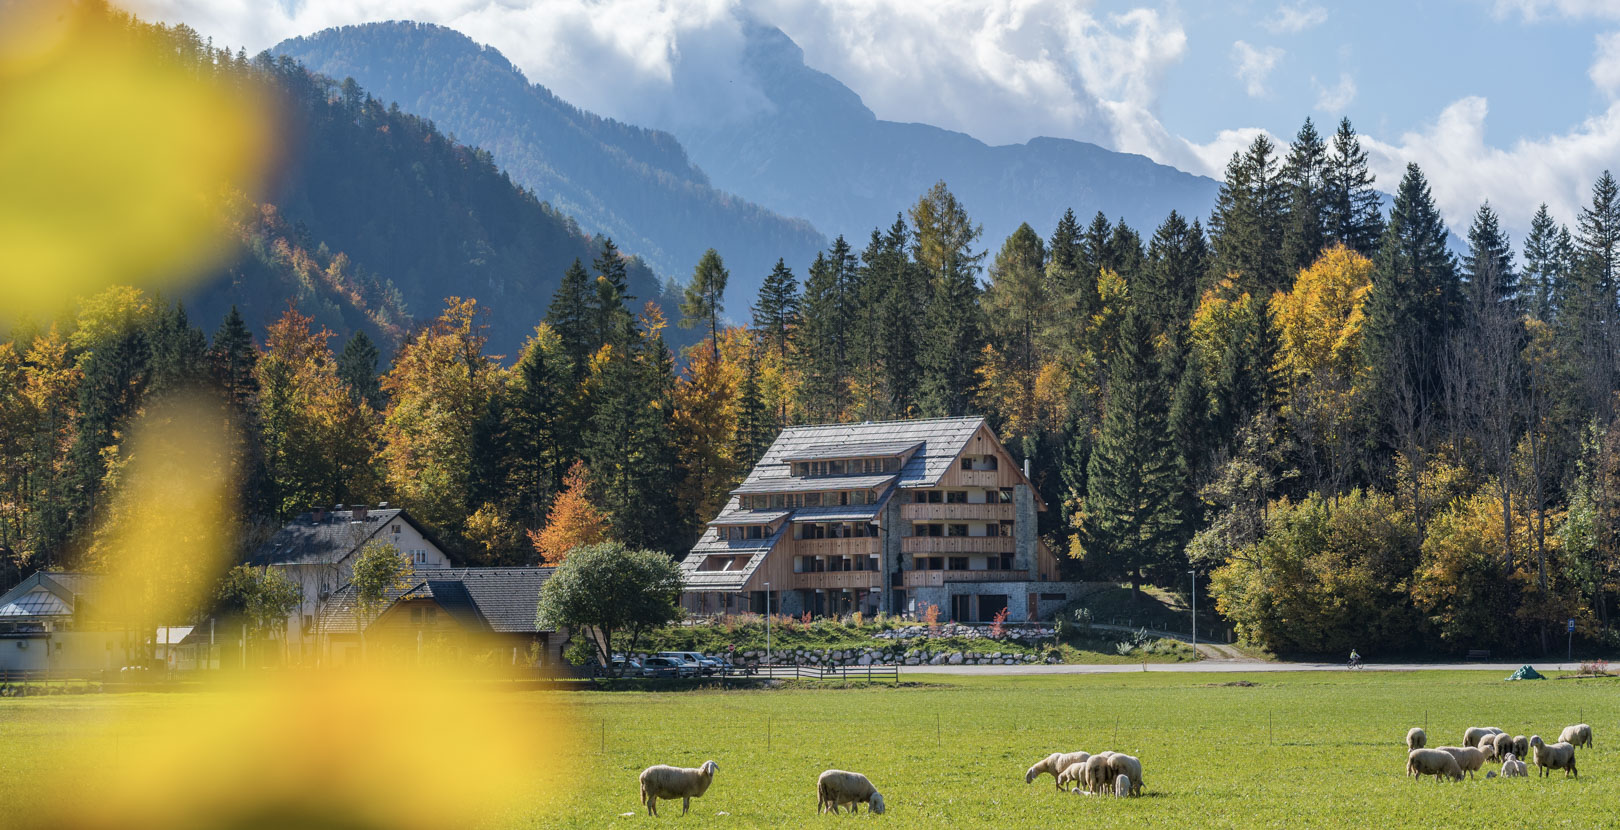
[1506,665,1545,680]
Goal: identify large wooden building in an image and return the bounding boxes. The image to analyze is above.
[680,417,1087,622]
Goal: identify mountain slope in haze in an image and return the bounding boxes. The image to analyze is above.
[186,53,682,357]
[659,21,1220,250]
[274,21,827,306]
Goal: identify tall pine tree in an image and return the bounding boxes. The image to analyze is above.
[1324,118,1383,256]
[680,248,729,353]
[1209,135,1287,295]
[751,258,801,357]
[1521,203,1565,322]
[1280,117,1330,274]
[337,329,382,407]
[911,182,985,417]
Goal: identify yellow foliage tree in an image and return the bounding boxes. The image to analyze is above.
[528,461,608,565]
[672,339,740,532]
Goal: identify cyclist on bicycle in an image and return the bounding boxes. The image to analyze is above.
[1348,648,1361,669]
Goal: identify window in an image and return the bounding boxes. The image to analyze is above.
[392,524,401,534]
[914,523,943,537]
[961,458,973,470]
[851,489,868,505]
[1000,555,1014,570]
[998,488,1014,504]
[828,460,846,475]
[805,492,821,507]
[410,607,422,622]
[854,556,866,571]
[998,521,1013,537]
[948,524,969,537]
[948,556,969,571]
[794,557,806,573]
[946,491,968,504]
[1041,593,1066,601]
[920,556,944,571]
[868,555,880,571]
[747,526,764,540]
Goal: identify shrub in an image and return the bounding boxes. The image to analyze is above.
[923,603,940,634]
[989,606,1009,638]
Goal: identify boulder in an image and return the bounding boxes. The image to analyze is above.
[948,652,964,665]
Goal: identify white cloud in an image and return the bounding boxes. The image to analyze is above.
[1313,72,1357,112]
[1362,96,1620,234]
[1488,0,1620,20]
[1231,40,1284,97]
[1593,31,1620,98]
[1263,2,1327,34]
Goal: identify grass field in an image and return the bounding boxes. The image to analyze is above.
[2,671,1615,828]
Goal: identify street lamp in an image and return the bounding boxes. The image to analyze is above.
[764,582,772,667]
[1188,569,1198,661]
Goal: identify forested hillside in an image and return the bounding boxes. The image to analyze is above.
[274,22,828,305]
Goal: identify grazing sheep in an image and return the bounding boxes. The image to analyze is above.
[1559,724,1594,749]
[639,760,718,816]
[816,770,885,815]
[1438,746,1487,779]
[1027,752,1091,791]
[1500,753,1528,778]
[1529,736,1578,778]
[1463,727,1496,748]
[1479,740,1498,762]
[1490,733,1514,763]
[1106,753,1144,796]
[1408,748,1464,783]
[1114,773,1132,798]
[1512,735,1529,759]
[1080,753,1116,795]
[1406,727,1427,751]
[1055,756,1092,791]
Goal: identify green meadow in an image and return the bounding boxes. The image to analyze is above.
[2,671,1615,828]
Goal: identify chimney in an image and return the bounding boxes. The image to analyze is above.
[377,501,389,509]
[1023,458,1031,479]
[312,507,326,524]
[352,504,368,523]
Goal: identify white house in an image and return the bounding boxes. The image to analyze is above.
[0,572,126,676]
[248,504,451,663]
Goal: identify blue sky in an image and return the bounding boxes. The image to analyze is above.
[136,0,1620,235]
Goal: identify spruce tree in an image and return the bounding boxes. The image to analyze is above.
[1361,163,1459,448]
[584,328,680,553]
[1209,135,1287,295]
[1045,208,1096,360]
[1281,117,1330,274]
[548,257,595,375]
[1462,202,1517,308]
[874,216,924,416]
[797,240,855,421]
[1141,211,1209,332]
[1521,204,1563,321]
[680,248,729,352]
[505,330,566,530]
[1564,170,1620,414]
[590,237,636,349]
[751,258,800,356]
[1324,118,1383,256]
[1082,307,1185,600]
[147,302,208,395]
[734,350,772,470]
[210,305,258,411]
[1082,211,1112,282]
[1107,218,1145,280]
[337,329,382,407]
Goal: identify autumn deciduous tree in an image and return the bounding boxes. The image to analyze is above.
[529,461,608,565]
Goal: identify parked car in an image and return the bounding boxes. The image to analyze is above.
[605,657,642,677]
[658,651,724,676]
[641,656,693,678]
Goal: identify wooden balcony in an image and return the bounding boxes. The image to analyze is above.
[792,537,881,557]
[901,535,1015,554]
[791,570,882,590]
[903,569,1031,587]
[901,502,1014,522]
[955,470,1001,487]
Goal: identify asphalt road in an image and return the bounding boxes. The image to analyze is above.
[905,660,1586,676]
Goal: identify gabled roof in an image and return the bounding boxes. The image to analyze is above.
[249,508,441,567]
[788,502,885,522]
[679,522,789,591]
[783,439,923,463]
[706,506,793,526]
[318,567,557,634]
[739,417,985,493]
[0,572,102,619]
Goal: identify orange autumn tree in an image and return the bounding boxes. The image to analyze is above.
[529,461,608,565]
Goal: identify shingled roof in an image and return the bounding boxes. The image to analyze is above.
[737,417,984,494]
[249,508,439,567]
[0,572,103,620]
[318,567,556,634]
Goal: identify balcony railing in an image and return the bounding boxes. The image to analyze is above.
[903,569,1031,587]
[900,502,1014,521]
[901,535,1015,554]
[791,537,881,556]
[955,470,1001,487]
[790,571,882,590]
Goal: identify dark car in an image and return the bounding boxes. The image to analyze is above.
[640,656,692,678]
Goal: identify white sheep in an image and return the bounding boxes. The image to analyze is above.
[1558,724,1593,749]
[1113,773,1132,797]
[1462,727,1496,748]
[1529,736,1578,778]
[1027,751,1091,791]
[1055,755,1093,791]
[1500,753,1528,778]
[1478,739,1498,762]
[816,769,885,815]
[1080,753,1116,795]
[1106,753,1144,796]
[1406,727,1427,751]
[1408,748,1464,783]
[1490,732,1514,763]
[639,760,718,816]
[1438,745,1486,779]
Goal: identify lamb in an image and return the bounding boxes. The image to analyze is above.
[1027,752,1091,791]
[1558,724,1594,749]
[1106,753,1144,796]
[816,770,885,815]
[1499,753,1528,778]
[1113,773,1132,797]
[1055,755,1092,791]
[639,760,718,816]
[1438,745,1487,779]
[1406,727,1427,751]
[1529,736,1578,778]
[1407,748,1464,783]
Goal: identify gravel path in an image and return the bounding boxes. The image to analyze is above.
[905,660,1585,676]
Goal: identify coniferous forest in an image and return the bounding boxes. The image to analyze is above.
[5,7,1620,657]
